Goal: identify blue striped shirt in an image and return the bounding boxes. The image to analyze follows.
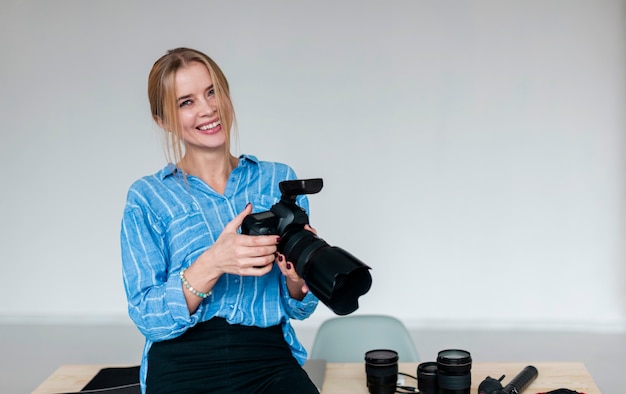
[120,154,318,392]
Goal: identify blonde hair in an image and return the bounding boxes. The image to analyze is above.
[147,48,237,171]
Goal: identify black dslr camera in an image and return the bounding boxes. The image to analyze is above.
[241,178,372,315]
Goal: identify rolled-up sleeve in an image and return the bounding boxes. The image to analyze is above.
[121,199,200,342]
[280,279,319,320]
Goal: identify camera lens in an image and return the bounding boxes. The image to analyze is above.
[280,228,372,315]
[436,349,472,394]
[241,178,372,316]
[364,349,398,394]
[417,361,438,394]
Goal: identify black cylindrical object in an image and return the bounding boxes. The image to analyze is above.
[502,365,538,394]
[364,349,398,394]
[417,361,439,394]
[281,229,372,315]
[241,178,372,316]
[436,349,472,394]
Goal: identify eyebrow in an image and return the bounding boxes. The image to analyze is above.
[177,84,215,102]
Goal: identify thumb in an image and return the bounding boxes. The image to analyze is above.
[224,202,253,233]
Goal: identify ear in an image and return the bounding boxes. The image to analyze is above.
[153,115,166,130]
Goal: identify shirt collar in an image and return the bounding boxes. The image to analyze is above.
[157,154,259,180]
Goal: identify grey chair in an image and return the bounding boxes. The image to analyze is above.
[309,314,420,362]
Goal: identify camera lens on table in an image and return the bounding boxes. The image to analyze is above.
[436,349,472,394]
[417,361,439,394]
[364,349,398,394]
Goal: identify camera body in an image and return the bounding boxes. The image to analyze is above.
[241,180,317,235]
[241,178,372,316]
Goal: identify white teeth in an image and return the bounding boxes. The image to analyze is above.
[198,120,220,131]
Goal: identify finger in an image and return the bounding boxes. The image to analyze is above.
[248,259,275,275]
[246,244,278,258]
[274,253,286,269]
[255,263,274,276]
[274,253,290,275]
[304,224,318,235]
[223,203,253,233]
[240,234,281,248]
[245,252,277,267]
[276,254,302,281]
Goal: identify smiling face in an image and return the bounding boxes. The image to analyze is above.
[148,48,236,168]
[174,61,227,155]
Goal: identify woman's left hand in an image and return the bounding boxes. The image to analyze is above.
[276,224,316,299]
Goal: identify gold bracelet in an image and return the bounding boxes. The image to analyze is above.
[180,268,211,299]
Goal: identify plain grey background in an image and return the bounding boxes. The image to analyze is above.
[0,0,624,392]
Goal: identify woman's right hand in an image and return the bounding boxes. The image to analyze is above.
[204,203,279,276]
[181,203,279,312]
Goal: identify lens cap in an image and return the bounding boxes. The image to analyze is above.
[437,349,471,366]
[417,361,438,375]
[365,349,399,365]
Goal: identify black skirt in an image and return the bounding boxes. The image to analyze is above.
[146,317,318,394]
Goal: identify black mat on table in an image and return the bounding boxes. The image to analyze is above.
[58,366,140,394]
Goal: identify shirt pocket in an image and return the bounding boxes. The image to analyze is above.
[249,194,281,214]
[164,202,212,268]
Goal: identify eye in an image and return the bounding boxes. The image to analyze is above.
[179,99,192,108]
[207,88,215,97]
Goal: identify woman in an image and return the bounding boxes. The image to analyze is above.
[121,47,319,393]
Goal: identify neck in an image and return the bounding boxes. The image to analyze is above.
[179,151,238,194]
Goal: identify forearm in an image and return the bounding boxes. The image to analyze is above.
[180,250,222,313]
[286,276,308,301]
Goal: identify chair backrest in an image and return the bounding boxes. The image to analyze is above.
[309,314,419,362]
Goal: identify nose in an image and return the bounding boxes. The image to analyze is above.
[199,96,216,116]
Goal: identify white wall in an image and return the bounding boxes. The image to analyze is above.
[0,0,624,332]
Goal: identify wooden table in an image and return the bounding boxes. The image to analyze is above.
[32,362,601,393]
